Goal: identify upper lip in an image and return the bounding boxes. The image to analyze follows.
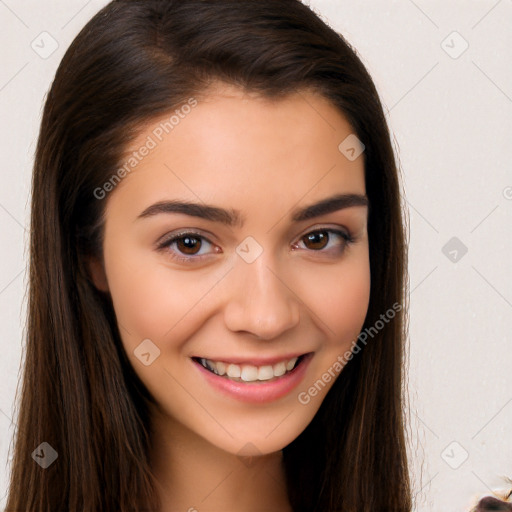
[192,352,311,366]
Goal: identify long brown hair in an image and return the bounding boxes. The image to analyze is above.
[6,1,412,510]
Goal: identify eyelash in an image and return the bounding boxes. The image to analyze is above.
[156,228,356,264]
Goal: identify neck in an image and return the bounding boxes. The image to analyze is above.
[149,408,293,512]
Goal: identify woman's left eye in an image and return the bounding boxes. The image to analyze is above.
[156,228,354,263]
[293,228,354,254]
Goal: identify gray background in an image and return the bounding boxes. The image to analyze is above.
[1,1,511,510]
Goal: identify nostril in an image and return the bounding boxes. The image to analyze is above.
[476,496,512,512]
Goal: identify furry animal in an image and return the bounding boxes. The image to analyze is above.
[472,495,512,511]
[469,482,512,512]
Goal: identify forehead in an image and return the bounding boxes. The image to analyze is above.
[106,84,366,220]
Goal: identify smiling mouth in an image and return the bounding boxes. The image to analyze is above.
[191,354,308,383]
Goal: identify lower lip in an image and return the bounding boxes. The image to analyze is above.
[192,353,313,404]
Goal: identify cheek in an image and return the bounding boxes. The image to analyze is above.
[332,265,370,341]
[302,252,371,346]
[103,243,221,350]
[102,242,176,344]
[293,254,370,406]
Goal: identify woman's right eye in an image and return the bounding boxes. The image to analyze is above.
[157,231,218,263]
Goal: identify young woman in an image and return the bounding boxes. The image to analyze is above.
[5,1,412,510]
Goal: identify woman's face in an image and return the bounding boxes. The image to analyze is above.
[90,83,370,456]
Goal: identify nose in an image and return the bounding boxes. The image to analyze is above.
[222,251,301,340]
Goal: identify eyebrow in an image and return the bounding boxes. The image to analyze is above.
[136,193,369,227]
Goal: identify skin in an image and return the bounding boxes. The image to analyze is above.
[89,82,371,511]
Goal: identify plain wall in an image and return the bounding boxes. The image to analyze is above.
[0,1,511,510]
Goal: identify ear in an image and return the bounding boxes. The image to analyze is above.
[86,256,110,293]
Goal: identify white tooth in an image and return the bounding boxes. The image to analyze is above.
[286,357,298,371]
[258,365,274,380]
[216,361,226,376]
[240,365,259,382]
[201,358,215,373]
[273,361,286,377]
[226,364,241,378]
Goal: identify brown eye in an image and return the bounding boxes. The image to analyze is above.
[302,231,329,250]
[176,235,202,255]
[294,228,354,255]
[157,231,217,262]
